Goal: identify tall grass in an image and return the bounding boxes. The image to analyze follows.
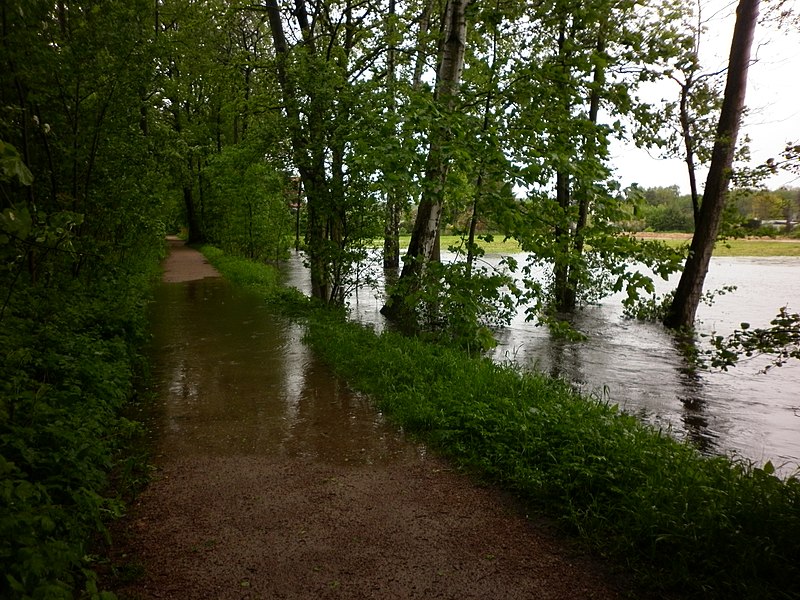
[204,246,800,599]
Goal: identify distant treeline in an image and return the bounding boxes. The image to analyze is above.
[622,185,800,234]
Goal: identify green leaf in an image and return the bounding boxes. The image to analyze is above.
[0,141,34,185]
[1,206,33,238]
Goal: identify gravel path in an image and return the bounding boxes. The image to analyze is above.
[111,239,626,599]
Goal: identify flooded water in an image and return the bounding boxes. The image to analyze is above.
[147,278,421,464]
[493,256,800,473]
[282,251,800,476]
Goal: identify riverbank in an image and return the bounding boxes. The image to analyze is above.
[421,233,800,257]
[202,245,800,600]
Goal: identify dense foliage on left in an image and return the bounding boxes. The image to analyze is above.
[0,275,156,599]
[0,2,167,597]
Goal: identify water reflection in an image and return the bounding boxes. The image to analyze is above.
[147,278,420,465]
[280,251,800,475]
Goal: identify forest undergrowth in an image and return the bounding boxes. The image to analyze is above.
[0,267,159,599]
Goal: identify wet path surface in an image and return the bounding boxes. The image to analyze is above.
[149,279,416,464]
[114,241,623,599]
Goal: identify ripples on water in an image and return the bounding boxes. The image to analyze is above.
[282,251,800,476]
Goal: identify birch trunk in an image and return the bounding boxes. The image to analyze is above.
[382,0,470,318]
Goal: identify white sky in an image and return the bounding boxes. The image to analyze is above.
[610,0,800,193]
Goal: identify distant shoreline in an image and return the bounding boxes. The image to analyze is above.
[633,231,799,243]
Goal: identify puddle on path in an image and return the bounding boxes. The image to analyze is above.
[147,278,422,465]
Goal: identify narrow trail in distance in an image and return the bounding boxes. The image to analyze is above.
[112,239,626,599]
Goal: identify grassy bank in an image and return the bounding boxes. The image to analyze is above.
[654,237,800,257]
[199,245,311,314]
[412,234,800,257]
[203,246,800,599]
[0,267,158,598]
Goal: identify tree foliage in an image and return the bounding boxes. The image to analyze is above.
[705,307,800,372]
[1,2,167,596]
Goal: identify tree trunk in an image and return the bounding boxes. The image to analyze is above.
[560,24,606,312]
[265,0,334,302]
[383,0,401,270]
[466,17,499,274]
[552,169,572,310]
[382,0,469,318]
[551,20,573,312]
[679,77,701,224]
[412,0,436,91]
[664,0,759,330]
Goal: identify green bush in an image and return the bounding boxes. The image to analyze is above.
[383,260,518,352]
[642,204,694,232]
[0,274,153,599]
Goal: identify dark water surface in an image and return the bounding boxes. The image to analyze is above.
[147,279,421,464]
[283,251,800,476]
[491,256,800,474]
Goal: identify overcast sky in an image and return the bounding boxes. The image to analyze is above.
[610,0,800,193]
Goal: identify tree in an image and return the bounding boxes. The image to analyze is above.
[659,0,724,225]
[1,3,174,596]
[1,0,164,277]
[381,0,470,319]
[664,0,760,330]
[263,0,391,303]
[499,0,687,322]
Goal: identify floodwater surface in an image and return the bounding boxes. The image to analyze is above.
[282,251,800,476]
[491,256,800,472]
[147,278,421,464]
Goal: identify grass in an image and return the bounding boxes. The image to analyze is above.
[434,234,524,255]
[304,317,800,600]
[199,245,282,291]
[202,245,800,600]
[705,238,799,257]
[199,245,312,316]
[397,234,800,257]
[635,237,800,257]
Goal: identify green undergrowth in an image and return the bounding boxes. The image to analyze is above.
[200,245,311,315]
[0,268,158,599]
[199,245,281,292]
[201,246,800,599]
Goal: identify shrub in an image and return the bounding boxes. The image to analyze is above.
[0,275,152,599]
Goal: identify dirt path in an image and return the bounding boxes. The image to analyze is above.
[160,236,221,282]
[112,240,627,599]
